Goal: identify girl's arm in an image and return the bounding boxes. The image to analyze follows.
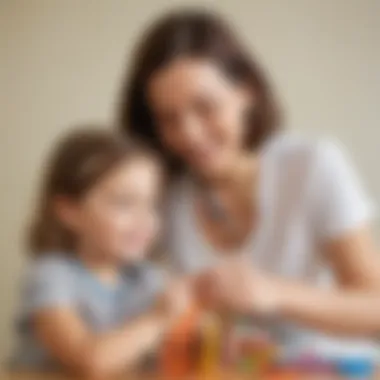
[34,307,167,379]
[33,277,191,379]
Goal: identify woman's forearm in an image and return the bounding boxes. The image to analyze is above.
[276,279,380,336]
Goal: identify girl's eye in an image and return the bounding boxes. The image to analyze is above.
[108,195,159,214]
[110,196,134,209]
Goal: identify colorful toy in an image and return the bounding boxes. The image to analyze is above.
[223,317,278,375]
[274,351,334,374]
[264,370,304,380]
[160,310,377,378]
[335,356,375,379]
[159,304,201,377]
[198,313,222,377]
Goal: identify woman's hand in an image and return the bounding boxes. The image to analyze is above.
[193,227,380,336]
[193,258,281,316]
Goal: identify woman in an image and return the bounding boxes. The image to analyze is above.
[119,9,380,348]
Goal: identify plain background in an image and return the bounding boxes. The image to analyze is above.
[0,0,379,362]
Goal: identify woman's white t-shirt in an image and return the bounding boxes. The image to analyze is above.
[166,132,377,356]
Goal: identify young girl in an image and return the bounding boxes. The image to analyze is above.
[11,127,189,377]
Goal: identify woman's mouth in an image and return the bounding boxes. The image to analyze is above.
[187,145,220,166]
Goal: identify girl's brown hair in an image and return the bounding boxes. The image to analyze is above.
[119,9,282,176]
[28,127,157,255]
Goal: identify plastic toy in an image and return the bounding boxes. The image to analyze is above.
[198,313,222,376]
[335,356,375,379]
[159,304,201,377]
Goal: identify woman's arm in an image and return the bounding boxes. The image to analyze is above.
[195,226,380,336]
[273,142,380,335]
[195,141,380,336]
[276,226,380,336]
[34,307,168,379]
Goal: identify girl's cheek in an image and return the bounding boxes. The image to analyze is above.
[150,214,161,241]
[98,210,124,231]
[141,212,159,242]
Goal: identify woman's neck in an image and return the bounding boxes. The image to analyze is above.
[205,153,259,194]
[194,152,261,251]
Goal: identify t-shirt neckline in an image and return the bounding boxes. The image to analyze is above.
[185,135,277,260]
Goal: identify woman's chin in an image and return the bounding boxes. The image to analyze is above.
[194,160,231,181]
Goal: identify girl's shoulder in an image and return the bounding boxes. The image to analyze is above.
[134,261,166,284]
[28,251,76,268]
[123,261,167,297]
[18,253,79,319]
[24,252,78,285]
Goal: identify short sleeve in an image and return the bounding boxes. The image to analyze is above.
[139,263,167,296]
[20,255,76,317]
[313,140,375,240]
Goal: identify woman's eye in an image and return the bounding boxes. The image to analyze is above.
[194,98,218,117]
[158,111,178,130]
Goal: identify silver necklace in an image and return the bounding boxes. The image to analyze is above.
[197,183,240,237]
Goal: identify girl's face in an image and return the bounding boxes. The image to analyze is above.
[60,158,161,262]
[148,58,253,179]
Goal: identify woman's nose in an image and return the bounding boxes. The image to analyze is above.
[178,114,204,148]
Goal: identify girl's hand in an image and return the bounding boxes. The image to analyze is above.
[156,277,194,323]
[193,258,281,316]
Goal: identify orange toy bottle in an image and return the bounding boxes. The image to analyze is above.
[159,304,201,378]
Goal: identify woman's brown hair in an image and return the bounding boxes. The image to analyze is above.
[28,127,157,255]
[119,8,282,176]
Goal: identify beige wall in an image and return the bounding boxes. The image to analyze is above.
[0,0,379,361]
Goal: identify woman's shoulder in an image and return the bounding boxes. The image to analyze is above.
[264,131,345,171]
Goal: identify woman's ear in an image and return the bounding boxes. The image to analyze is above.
[238,83,256,110]
[236,85,256,127]
[236,85,256,129]
[53,196,82,233]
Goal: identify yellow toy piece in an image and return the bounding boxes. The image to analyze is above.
[198,313,223,377]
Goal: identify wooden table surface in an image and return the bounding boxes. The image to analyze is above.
[1,372,367,380]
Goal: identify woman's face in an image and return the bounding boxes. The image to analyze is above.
[148,58,253,178]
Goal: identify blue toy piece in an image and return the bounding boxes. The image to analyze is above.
[335,357,375,379]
